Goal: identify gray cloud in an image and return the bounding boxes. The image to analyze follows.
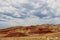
[0,0,60,28]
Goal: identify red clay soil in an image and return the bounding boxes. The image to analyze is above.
[0,29,9,34]
[4,32,28,37]
[29,28,53,34]
[0,24,58,37]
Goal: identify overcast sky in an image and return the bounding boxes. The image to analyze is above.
[0,0,60,28]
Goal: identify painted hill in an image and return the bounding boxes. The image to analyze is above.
[0,24,60,37]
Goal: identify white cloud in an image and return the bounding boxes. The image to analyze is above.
[0,0,60,28]
[47,0,60,16]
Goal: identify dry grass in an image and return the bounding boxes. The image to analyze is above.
[0,32,60,40]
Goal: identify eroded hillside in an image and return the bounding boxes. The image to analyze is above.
[0,24,60,37]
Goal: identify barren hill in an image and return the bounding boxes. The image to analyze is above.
[0,24,60,37]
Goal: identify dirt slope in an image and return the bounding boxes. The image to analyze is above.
[0,24,60,37]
